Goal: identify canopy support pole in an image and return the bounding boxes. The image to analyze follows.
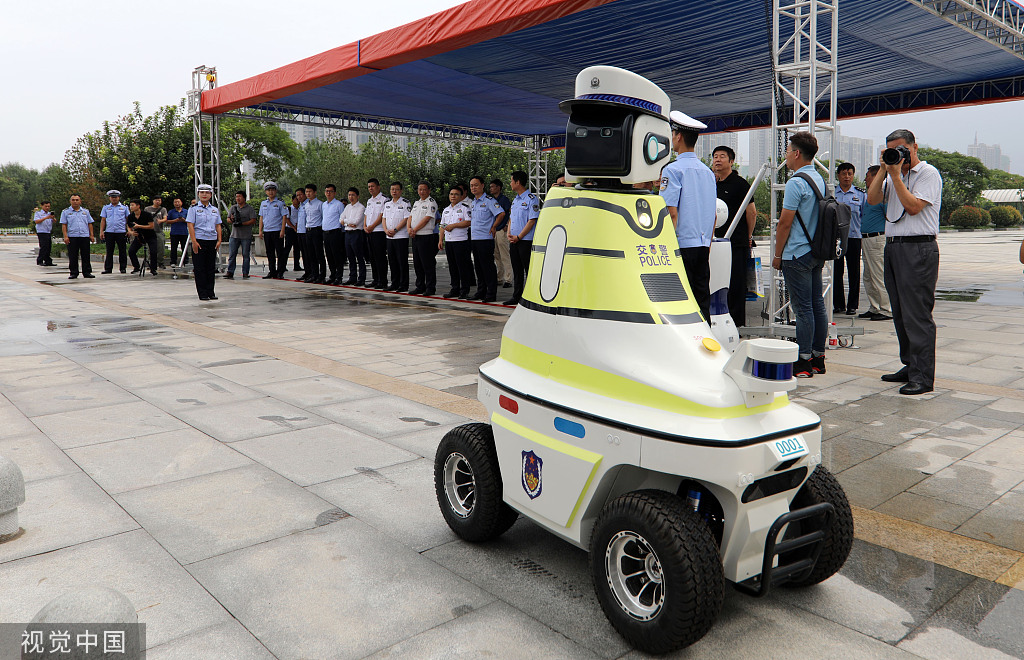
[529,136,548,194]
[765,0,839,338]
[189,66,225,212]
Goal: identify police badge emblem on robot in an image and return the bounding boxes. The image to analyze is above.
[522,450,543,499]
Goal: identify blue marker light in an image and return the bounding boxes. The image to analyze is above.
[553,417,586,439]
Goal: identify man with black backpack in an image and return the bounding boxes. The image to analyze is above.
[771,132,828,378]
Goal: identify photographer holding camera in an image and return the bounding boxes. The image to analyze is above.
[866,129,943,396]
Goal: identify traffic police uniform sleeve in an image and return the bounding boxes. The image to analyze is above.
[528,193,540,220]
[659,166,682,209]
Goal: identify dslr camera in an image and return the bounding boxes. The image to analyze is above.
[881,144,911,166]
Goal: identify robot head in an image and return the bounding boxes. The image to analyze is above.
[715,198,729,229]
[559,66,672,186]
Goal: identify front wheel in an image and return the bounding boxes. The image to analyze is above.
[782,465,854,587]
[434,423,518,542]
[590,490,724,654]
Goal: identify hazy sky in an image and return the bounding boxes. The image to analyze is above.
[4,0,1022,174]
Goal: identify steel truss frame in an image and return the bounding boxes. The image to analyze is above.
[908,0,1024,59]
[188,66,225,212]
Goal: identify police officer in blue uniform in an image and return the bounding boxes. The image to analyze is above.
[660,110,717,322]
[60,194,95,279]
[187,184,222,301]
[505,170,540,306]
[468,175,506,302]
[33,201,55,266]
[259,182,288,279]
[100,190,131,274]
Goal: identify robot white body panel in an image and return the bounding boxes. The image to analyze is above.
[709,238,740,351]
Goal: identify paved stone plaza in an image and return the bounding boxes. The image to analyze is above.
[0,230,1022,659]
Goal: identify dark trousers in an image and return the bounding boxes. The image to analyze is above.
[170,235,189,265]
[296,233,308,275]
[471,238,498,298]
[324,229,343,280]
[509,239,533,301]
[193,238,218,299]
[129,234,159,274]
[67,237,92,276]
[264,231,284,277]
[386,237,410,291]
[104,232,128,272]
[37,233,53,265]
[305,227,325,280]
[728,242,750,328]
[782,252,828,359]
[680,245,711,322]
[444,240,473,294]
[884,240,939,388]
[283,227,301,270]
[412,234,438,293]
[833,237,862,312]
[368,231,388,286]
[345,231,366,283]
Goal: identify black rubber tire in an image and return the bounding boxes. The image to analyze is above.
[589,490,724,654]
[434,422,518,542]
[782,465,854,588]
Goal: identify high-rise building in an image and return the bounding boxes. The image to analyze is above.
[832,127,874,180]
[968,134,1004,171]
[695,132,740,163]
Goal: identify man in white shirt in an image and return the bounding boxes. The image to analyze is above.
[409,181,438,295]
[322,184,345,285]
[866,128,943,396]
[381,182,412,292]
[363,178,389,289]
[341,187,366,286]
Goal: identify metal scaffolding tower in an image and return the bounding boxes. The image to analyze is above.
[188,65,225,211]
[764,0,839,335]
[908,0,1024,60]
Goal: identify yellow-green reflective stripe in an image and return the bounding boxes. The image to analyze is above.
[500,336,789,419]
[492,412,602,528]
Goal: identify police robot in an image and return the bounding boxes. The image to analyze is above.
[434,66,853,654]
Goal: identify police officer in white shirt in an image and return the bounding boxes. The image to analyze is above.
[322,184,345,284]
[866,129,943,396]
[341,187,366,285]
[382,182,412,292]
[410,181,439,295]
[363,178,389,289]
[60,194,95,279]
[186,184,222,300]
[439,184,473,299]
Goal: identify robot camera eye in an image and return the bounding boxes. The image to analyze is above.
[600,128,613,138]
[575,128,588,138]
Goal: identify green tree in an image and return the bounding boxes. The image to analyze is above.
[985,169,1024,190]
[917,147,988,222]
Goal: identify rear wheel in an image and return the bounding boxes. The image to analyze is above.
[434,423,518,542]
[782,465,854,587]
[590,490,724,654]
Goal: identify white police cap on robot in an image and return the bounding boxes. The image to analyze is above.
[567,65,670,121]
[669,110,707,132]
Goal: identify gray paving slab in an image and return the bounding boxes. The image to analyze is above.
[365,600,598,659]
[4,380,138,418]
[975,398,1024,425]
[0,353,74,374]
[909,461,1024,510]
[956,488,1024,552]
[0,397,43,438]
[88,361,202,389]
[232,424,417,487]
[203,358,321,386]
[160,346,267,368]
[772,540,976,645]
[0,432,81,483]
[875,492,978,532]
[30,400,190,449]
[113,464,335,564]
[0,472,139,564]
[173,396,331,443]
[381,422,462,459]
[424,522,630,659]
[898,579,1024,659]
[309,458,457,552]
[0,529,234,649]
[311,394,468,439]
[186,518,495,660]
[65,428,254,494]
[252,375,379,408]
[964,431,1024,473]
[0,362,100,389]
[918,414,1020,447]
[141,375,266,411]
[146,621,276,660]
[821,434,890,473]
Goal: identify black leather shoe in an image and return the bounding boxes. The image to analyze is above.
[870,313,892,321]
[482,296,497,303]
[444,289,459,298]
[425,290,435,296]
[356,281,365,287]
[224,273,234,279]
[343,279,356,286]
[470,290,485,300]
[100,270,112,274]
[502,298,520,306]
[83,274,95,278]
[68,275,78,279]
[900,382,933,396]
[845,309,856,316]
[199,296,209,301]
[857,311,875,319]
[207,295,218,300]
[410,287,426,295]
[881,367,910,383]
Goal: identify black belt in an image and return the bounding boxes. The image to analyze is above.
[886,235,935,243]
[863,231,884,238]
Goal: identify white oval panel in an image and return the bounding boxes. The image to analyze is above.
[539,225,568,303]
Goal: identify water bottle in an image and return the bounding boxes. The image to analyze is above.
[827,322,838,349]
[687,489,702,512]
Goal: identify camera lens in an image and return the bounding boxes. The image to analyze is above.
[881,148,902,165]
[601,128,613,137]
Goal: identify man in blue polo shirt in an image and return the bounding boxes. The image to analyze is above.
[302,184,325,284]
[322,184,345,284]
[772,132,827,378]
[468,175,506,302]
[100,190,131,274]
[660,110,717,323]
[60,194,95,279]
[259,182,288,279]
[33,201,55,266]
[166,197,190,266]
